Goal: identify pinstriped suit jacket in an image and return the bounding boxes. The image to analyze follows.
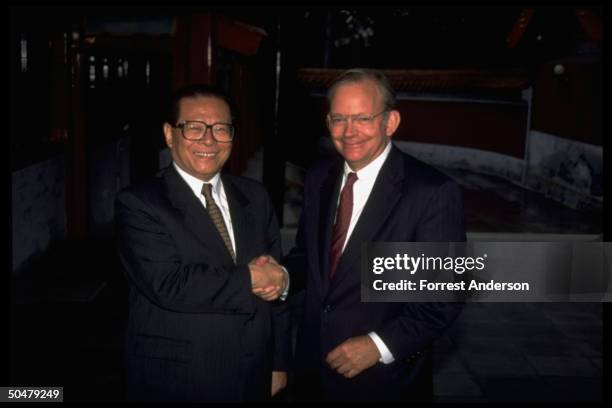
[116,165,289,402]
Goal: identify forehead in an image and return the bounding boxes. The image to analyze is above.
[178,95,230,119]
[330,79,382,110]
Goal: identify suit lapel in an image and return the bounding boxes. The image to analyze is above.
[317,161,344,295]
[164,167,234,264]
[329,147,404,292]
[221,174,253,265]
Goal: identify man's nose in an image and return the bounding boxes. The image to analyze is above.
[198,127,215,145]
[343,118,356,137]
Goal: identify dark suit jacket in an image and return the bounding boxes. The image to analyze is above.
[285,145,466,401]
[115,166,290,402]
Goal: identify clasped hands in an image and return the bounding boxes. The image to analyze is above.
[248,255,287,301]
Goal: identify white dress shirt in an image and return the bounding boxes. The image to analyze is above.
[173,162,289,300]
[174,163,237,253]
[335,142,395,364]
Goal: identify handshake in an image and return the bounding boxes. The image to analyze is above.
[248,255,288,302]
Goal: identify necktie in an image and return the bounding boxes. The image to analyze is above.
[201,183,236,262]
[329,172,358,278]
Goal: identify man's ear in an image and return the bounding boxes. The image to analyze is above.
[163,123,174,148]
[385,110,401,137]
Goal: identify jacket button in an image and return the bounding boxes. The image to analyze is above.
[323,305,332,313]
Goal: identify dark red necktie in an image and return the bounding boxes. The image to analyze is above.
[329,172,358,278]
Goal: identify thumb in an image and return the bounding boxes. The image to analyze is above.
[254,255,270,266]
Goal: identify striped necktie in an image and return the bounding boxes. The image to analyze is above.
[201,183,236,262]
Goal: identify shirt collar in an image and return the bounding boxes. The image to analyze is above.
[173,162,221,197]
[343,141,392,182]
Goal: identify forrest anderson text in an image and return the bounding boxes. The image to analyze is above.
[372,280,530,291]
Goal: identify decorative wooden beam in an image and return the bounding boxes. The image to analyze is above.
[575,8,602,43]
[297,68,529,93]
[215,18,267,56]
[506,8,534,49]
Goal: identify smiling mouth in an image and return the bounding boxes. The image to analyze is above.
[342,142,364,148]
[194,152,217,157]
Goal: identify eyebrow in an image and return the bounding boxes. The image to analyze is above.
[179,118,232,123]
[329,112,375,116]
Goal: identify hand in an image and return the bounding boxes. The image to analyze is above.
[251,255,286,301]
[271,371,287,396]
[325,335,380,379]
[249,255,286,301]
[251,254,277,267]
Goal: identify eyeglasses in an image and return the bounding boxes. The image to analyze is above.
[327,110,388,130]
[174,120,235,143]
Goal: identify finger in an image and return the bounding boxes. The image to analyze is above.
[328,358,342,370]
[262,254,278,264]
[344,368,357,378]
[254,285,277,294]
[264,292,280,301]
[269,291,281,299]
[326,353,345,368]
[259,289,275,299]
[263,286,281,296]
[325,348,343,364]
[254,287,274,296]
[249,256,265,266]
[255,255,270,266]
[258,289,273,299]
[335,361,353,376]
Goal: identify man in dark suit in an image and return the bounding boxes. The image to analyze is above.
[285,69,466,401]
[115,84,290,402]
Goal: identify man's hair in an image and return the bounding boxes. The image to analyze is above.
[327,68,396,111]
[167,84,238,125]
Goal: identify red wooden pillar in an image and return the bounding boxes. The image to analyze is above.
[65,24,88,238]
[172,13,215,89]
[49,31,69,144]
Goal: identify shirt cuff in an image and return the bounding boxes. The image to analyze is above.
[368,332,395,364]
[279,266,290,301]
